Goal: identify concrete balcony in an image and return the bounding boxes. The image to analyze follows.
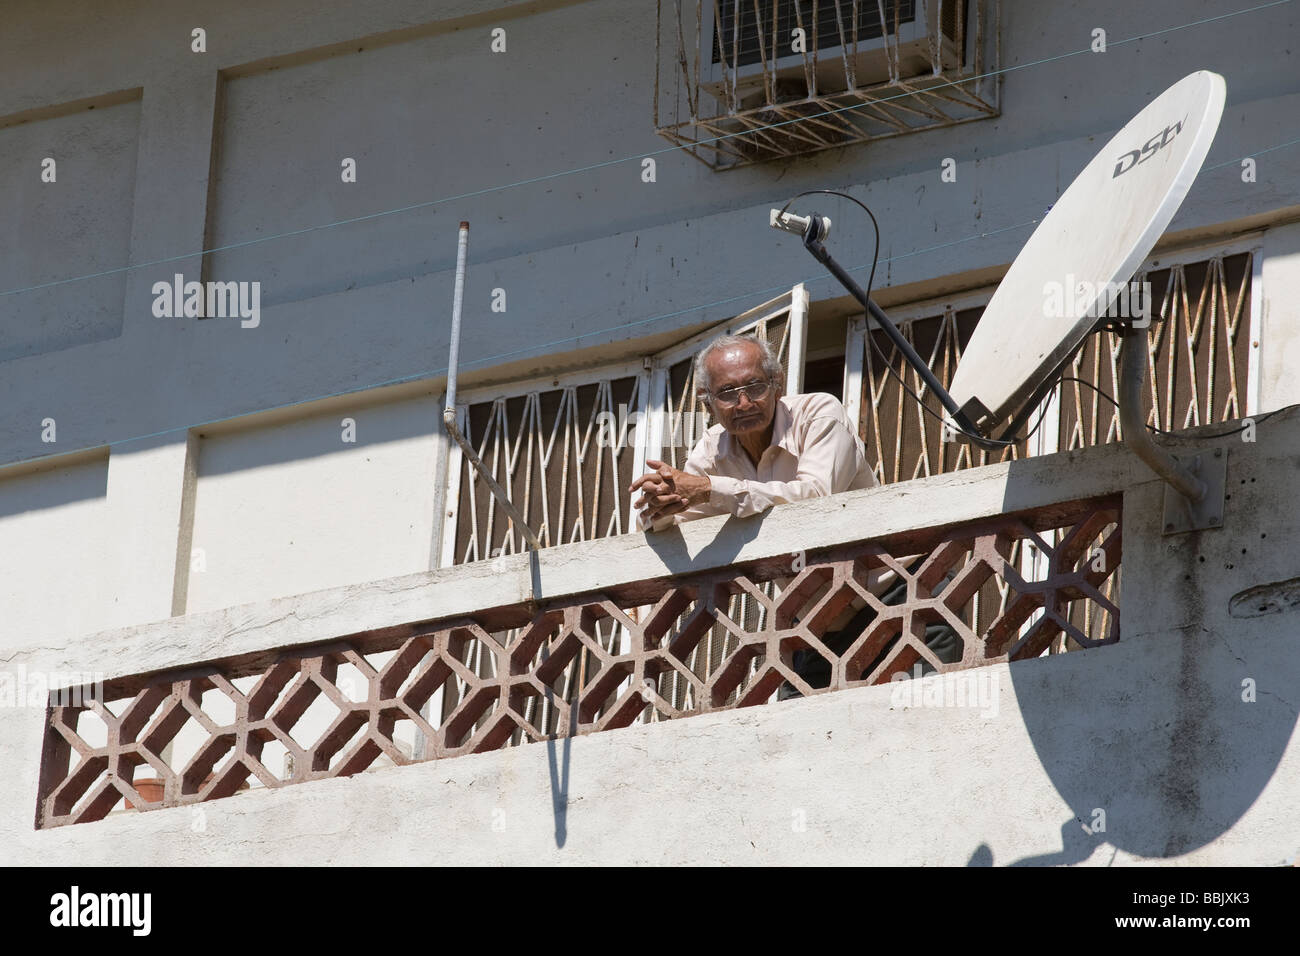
[7,405,1300,865]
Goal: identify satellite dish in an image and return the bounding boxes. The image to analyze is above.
[948,70,1226,437]
[772,71,1229,531]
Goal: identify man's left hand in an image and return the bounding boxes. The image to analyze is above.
[629,459,711,525]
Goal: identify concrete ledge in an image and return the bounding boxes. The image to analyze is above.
[8,409,1294,684]
[8,621,1299,865]
[7,409,1300,863]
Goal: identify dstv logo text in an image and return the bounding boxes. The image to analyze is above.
[1112,116,1187,177]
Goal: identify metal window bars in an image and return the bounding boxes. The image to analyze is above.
[654,0,1000,170]
[839,245,1256,649]
[1058,251,1254,450]
[435,285,810,739]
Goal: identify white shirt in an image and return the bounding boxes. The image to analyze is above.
[639,391,911,630]
[638,391,877,532]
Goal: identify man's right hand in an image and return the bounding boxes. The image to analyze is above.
[628,459,710,526]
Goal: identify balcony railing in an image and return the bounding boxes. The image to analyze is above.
[37,469,1121,828]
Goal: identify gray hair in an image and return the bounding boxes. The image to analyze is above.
[693,334,785,397]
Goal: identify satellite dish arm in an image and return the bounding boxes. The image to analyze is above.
[1118,328,1206,502]
[795,218,1003,451]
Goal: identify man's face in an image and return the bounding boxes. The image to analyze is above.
[703,344,782,438]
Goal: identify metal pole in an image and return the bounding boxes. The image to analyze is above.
[445,223,470,417]
[1118,328,1206,502]
[428,391,450,570]
[441,221,543,550]
[799,226,1001,450]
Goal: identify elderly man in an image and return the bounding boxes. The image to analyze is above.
[629,334,875,530]
[629,334,959,698]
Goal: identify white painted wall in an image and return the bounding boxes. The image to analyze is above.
[0,454,112,647]
[4,0,1299,476]
[6,409,1300,864]
[1258,220,1300,411]
[187,394,439,613]
[3,0,1300,865]
[0,92,138,363]
[2,0,1299,644]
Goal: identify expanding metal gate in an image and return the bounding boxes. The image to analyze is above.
[839,242,1259,649]
[438,284,809,565]
[418,242,1256,739]
[428,285,810,738]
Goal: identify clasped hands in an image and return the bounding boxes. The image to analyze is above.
[628,459,711,526]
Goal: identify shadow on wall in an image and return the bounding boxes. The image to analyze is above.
[992,443,1300,863]
[547,688,575,849]
[0,449,108,519]
[196,393,439,476]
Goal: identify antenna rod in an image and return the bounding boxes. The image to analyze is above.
[792,215,1004,451]
[442,221,543,550]
[444,222,469,416]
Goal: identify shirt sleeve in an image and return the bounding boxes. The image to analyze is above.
[635,440,730,532]
[707,414,869,518]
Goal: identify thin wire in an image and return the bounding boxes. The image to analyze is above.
[456,213,1040,373]
[1203,134,1300,170]
[0,0,1292,300]
[861,321,1055,446]
[2,1,1293,466]
[0,208,1045,469]
[779,189,881,298]
[800,189,1036,448]
[1057,376,1283,438]
[807,110,1297,450]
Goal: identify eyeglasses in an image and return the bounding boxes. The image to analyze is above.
[710,380,771,407]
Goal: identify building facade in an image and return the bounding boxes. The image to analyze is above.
[3,0,1300,864]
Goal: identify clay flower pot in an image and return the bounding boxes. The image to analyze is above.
[124,774,248,809]
[124,778,165,809]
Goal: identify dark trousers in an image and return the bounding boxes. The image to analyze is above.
[777,571,961,700]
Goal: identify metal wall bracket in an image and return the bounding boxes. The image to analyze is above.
[1118,329,1227,536]
[1161,447,1228,535]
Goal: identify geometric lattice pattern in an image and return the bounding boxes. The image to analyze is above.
[37,494,1119,828]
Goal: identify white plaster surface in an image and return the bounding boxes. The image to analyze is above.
[4,0,1300,866]
[2,0,1299,469]
[187,394,439,613]
[4,409,1300,864]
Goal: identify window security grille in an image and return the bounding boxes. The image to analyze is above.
[712,0,917,68]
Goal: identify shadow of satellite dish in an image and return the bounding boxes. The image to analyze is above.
[989,455,1298,863]
[778,71,1299,859]
[955,70,1296,860]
